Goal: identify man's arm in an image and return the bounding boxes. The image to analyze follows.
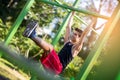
[64,12,75,43]
[75,18,95,51]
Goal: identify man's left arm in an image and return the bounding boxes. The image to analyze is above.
[75,18,95,52]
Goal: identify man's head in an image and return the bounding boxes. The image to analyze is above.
[71,28,83,43]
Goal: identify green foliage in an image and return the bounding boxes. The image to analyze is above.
[0,0,96,79]
[61,56,84,79]
[25,1,55,27]
[0,19,8,42]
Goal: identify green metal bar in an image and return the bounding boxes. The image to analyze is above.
[55,0,89,29]
[116,71,120,80]
[4,0,35,45]
[37,0,109,19]
[55,0,99,36]
[0,52,2,57]
[0,43,61,80]
[74,15,88,26]
[51,12,70,45]
[54,0,88,26]
[55,0,88,26]
[76,4,120,80]
[74,15,99,35]
[54,0,62,4]
[51,0,81,45]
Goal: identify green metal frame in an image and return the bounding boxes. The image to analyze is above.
[116,71,120,80]
[37,0,109,45]
[55,0,99,36]
[4,0,109,46]
[51,0,81,45]
[55,0,88,25]
[76,3,120,80]
[4,0,35,45]
[37,0,109,19]
[0,43,60,80]
[2,0,119,80]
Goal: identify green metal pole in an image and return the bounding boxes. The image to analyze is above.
[55,0,99,36]
[74,15,88,26]
[51,0,81,46]
[0,44,60,80]
[56,0,99,37]
[116,71,120,80]
[4,0,35,45]
[37,0,109,19]
[74,15,99,35]
[55,0,88,26]
[75,4,120,80]
[51,12,70,45]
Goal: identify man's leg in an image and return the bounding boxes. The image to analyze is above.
[31,36,53,52]
[23,21,53,52]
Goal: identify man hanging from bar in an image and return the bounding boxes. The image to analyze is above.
[23,12,94,75]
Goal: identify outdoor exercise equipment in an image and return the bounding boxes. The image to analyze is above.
[1,0,119,80]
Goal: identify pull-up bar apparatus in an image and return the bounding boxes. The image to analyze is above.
[55,0,99,35]
[52,0,81,45]
[74,15,100,36]
[36,0,110,20]
[2,0,115,80]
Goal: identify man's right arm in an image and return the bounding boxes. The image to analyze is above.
[64,12,75,43]
[74,17,96,51]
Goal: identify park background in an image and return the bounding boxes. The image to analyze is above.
[0,0,120,80]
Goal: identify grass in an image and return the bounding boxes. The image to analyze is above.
[0,58,30,80]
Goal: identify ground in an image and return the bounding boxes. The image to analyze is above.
[0,58,30,80]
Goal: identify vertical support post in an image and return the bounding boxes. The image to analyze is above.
[0,52,2,57]
[76,3,120,80]
[116,71,120,80]
[4,0,35,45]
[51,0,81,46]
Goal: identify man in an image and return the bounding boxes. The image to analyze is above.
[23,12,93,75]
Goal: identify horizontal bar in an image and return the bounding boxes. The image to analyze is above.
[74,15,88,25]
[51,0,81,46]
[54,0,100,36]
[74,15,99,35]
[36,0,110,19]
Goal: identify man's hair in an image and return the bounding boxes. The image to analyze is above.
[75,28,83,34]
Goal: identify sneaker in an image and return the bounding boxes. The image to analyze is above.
[23,20,38,38]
